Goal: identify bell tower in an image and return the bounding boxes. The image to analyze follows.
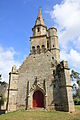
[48,27,60,63]
[32,8,47,36]
[30,8,47,54]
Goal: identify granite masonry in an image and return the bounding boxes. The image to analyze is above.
[7,9,75,112]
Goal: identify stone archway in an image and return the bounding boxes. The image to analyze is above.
[33,90,44,108]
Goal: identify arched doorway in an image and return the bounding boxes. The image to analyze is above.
[33,90,44,108]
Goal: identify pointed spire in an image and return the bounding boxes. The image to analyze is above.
[38,8,42,17]
[35,8,45,26]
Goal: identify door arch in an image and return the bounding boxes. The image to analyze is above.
[33,90,44,108]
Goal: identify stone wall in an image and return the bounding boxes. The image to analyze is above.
[7,52,75,112]
[7,66,18,112]
[16,51,57,110]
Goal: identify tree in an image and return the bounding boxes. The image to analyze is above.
[71,70,80,105]
[0,94,6,110]
[71,70,80,88]
[70,70,80,81]
[0,74,7,110]
[77,89,80,98]
[77,80,80,87]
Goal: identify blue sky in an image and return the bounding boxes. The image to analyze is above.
[0,0,80,82]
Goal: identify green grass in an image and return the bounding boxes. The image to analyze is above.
[0,106,80,120]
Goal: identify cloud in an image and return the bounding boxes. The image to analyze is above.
[0,46,20,83]
[50,0,80,72]
[60,49,80,69]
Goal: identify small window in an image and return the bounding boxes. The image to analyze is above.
[53,70,55,75]
[37,27,40,32]
[47,41,49,48]
[51,63,54,67]
[32,46,35,49]
[37,45,40,54]
[42,45,45,48]
[52,57,54,59]
[32,46,35,54]
[37,45,40,48]
[42,45,45,53]
[38,17,40,21]
[53,45,54,47]
[55,103,58,106]
[54,84,56,88]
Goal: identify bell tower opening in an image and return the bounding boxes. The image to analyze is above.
[33,90,44,108]
[37,27,40,32]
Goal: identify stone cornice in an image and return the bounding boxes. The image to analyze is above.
[50,48,60,51]
[8,89,18,91]
[49,35,58,38]
[32,24,47,31]
[59,85,72,88]
[30,35,47,39]
[9,72,19,75]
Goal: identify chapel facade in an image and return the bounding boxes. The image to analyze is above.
[7,9,75,112]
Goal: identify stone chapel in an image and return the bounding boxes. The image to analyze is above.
[7,9,75,112]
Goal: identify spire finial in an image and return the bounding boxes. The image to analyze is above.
[38,7,42,17]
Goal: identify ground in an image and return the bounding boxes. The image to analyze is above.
[0,106,80,120]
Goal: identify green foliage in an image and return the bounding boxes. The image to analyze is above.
[0,94,6,106]
[77,80,80,86]
[2,94,6,102]
[0,81,7,85]
[77,89,80,98]
[74,98,80,105]
[71,70,80,105]
[71,70,80,81]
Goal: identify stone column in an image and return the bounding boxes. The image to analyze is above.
[26,81,31,109]
[45,81,48,109]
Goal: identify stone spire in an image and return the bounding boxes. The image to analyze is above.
[35,8,45,26]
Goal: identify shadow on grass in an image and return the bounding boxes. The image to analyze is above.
[0,110,5,115]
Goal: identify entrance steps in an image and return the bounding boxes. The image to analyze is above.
[27,108,47,111]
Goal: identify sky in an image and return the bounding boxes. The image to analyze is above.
[0,0,80,83]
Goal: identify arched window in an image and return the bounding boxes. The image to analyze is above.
[37,27,40,32]
[37,45,40,54]
[32,46,35,54]
[42,45,45,53]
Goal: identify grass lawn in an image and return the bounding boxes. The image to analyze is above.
[0,106,80,120]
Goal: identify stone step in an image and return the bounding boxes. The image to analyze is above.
[27,107,47,111]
